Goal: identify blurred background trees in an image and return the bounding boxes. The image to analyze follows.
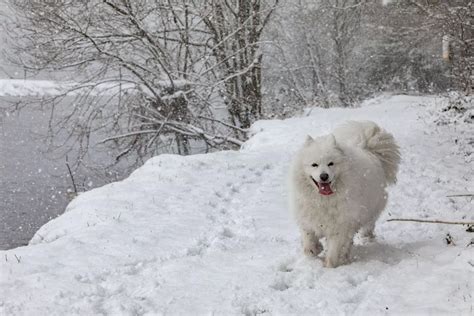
[263,0,472,115]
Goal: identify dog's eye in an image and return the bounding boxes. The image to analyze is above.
[311,163,318,167]
[328,162,334,166]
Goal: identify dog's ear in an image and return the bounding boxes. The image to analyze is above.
[329,134,345,155]
[328,134,339,147]
[304,135,314,145]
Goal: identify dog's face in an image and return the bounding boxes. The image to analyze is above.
[300,134,345,196]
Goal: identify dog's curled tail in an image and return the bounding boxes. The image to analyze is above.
[335,121,401,184]
[362,122,401,184]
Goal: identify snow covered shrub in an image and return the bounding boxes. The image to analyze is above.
[428,92,473,163]
[432,93,473,126]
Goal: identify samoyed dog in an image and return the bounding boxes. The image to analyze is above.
[289,121,400,268]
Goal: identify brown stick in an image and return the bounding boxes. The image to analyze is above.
[387,218,474,225]
[66,155,78,194]
[446,194,474,198]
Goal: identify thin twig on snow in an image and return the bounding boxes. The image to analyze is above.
[387,218,474,225]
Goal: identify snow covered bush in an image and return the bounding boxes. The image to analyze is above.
[426,92,473,163]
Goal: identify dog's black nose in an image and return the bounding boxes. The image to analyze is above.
[320,173,329,182]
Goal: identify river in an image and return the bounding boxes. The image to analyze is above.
[0,96,126,249]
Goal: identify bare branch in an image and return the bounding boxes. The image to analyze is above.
[387,218,474,225]
[197,115,248,133]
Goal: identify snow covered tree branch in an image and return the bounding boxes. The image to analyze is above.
[3,0,278,170]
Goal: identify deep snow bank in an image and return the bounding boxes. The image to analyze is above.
[1,95,472,315]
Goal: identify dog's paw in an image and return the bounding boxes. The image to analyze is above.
[323,257,341,268]
[323,259,335,268]
[303,243,323,257]
[304,247,317,257]
[301,231,323,257]
[359,235,376,245]
[361,231,376,242]
[324,255,350,268]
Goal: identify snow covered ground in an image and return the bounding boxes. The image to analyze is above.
[0,79,179,97]
[0,79,70,97]
[1,95,472,315]
[0,79,135,97]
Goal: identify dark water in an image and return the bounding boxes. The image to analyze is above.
[0,97,125,249]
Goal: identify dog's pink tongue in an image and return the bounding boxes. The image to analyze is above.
[319,183,334,195]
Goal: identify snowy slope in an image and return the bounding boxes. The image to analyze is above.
[0,79,70,96]
[1,95,472,315]
[0,79,134,96]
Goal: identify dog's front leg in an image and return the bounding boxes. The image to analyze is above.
[301,229,323,257]
[324,234,353,268]
[359,222,376,241]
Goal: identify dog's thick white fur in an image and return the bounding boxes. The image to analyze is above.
[289,121,400,268]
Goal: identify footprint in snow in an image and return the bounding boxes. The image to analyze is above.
[270,278,290,291]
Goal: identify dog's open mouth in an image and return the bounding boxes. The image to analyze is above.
[311,177,334,195]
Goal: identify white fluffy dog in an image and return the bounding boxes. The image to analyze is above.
[289,121,400,268]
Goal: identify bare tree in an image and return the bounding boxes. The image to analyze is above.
[262,0,328,115]
[3,0,278,170]
[406,0,473,94]
[364,0,471,94]
[195,0,279,131]
[263,0,471,115]
[321,0,365,106]
[262,0,366,111]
